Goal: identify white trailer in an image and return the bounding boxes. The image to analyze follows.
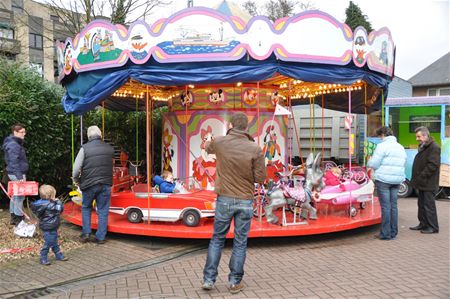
[290,105,365,164]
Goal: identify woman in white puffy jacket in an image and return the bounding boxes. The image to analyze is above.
[368,126,407,241]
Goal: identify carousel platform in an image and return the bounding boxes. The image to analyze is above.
[63,199,381,239]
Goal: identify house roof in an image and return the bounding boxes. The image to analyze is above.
[409,52,450,87]
[385,95,450,106]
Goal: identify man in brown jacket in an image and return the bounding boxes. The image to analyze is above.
[410,126,440,234]
[202,112,266,294]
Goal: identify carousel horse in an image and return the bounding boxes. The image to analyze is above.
[265,153,324,224]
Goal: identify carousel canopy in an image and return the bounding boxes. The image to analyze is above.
[57,7,395,115]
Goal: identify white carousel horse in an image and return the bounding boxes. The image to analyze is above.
[265,153,324,224]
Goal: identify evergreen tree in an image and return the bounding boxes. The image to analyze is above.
[345,1,373,32]
[111,0,127,24]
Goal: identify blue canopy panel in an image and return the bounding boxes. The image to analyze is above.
[62,56,390,115]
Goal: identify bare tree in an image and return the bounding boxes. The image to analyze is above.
[44,0,172,36]
[242,0,315,21]
[265,0,297,21]
[298,1,316,11]
[242,0,260,17]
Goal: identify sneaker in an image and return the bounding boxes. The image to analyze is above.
[374,234,391,240]
[230,282,245,294]
[79,234,91,243]
[56,257,69,261]
[56,253,68,261]
[201,280,214,290]
[40,259,51,266]
[93,238,106,244]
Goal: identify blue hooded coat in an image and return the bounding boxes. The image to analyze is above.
[153,175,176,193]
[31,199,64,231]
[2,135,29,179]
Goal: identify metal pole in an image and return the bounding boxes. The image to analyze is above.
[146,86,151,224]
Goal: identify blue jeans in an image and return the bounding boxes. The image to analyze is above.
[82,184,111,241]
[376,180,400,240]
[41,230,64,261]
[8,174,26,216]
[203,196,253,285]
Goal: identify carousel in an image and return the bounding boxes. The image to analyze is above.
[58,7,395,238]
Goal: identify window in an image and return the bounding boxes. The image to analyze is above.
[11,0,24,12]
[0,28,14,39]
[409,115,441,133]
[428,89,437,96]
[427,87,450,96]
[50,15,59,22]
[30,63,43,77]
[29,33,43,49]
[440,88,450,96]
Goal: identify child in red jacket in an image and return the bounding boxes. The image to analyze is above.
[324,167,344,189]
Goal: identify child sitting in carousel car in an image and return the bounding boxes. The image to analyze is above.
[153,170,188,193]
[153,170,177,193]
[323,167,345,190]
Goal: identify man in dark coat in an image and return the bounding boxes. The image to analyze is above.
[72,126,114,243]
[2,123,29,225]
[410,126,440,234]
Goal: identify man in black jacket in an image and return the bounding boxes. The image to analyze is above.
[410,126,440,234]
[2,123,29,225]
[72,126,114,243]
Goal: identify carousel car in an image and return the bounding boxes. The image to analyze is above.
[108,182,216,227]
[318,167,375,217]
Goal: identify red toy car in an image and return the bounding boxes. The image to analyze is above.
[108,181,216,227]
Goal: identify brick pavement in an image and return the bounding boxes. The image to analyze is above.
[1,198,449,299]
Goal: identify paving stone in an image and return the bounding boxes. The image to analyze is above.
[0,199,449,298]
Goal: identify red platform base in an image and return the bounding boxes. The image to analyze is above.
[63,198,381,239]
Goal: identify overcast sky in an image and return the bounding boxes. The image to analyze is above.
[150,0,449,80]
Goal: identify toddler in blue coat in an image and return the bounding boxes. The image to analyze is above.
[153,170,178,193]
[31,185,68,265]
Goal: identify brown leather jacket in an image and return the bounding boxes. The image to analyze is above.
[206,129,266,200]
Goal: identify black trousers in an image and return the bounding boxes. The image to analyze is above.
[417,190,439,231]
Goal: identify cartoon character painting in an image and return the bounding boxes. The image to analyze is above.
[162,128,174,172]
[102,30,115,52]
[243,89,257,105]
[354,35,366,64]
[192,125,216,190]
[130,32,148,60]
[263,125,281,165]
[64,42,73,71]
[181,91,193,106]
[91,32,101,62]
[56,43,65,75]
[271,91,281,106]
[208,89,225,104]
[379,41,388,65]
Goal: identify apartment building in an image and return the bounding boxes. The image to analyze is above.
[0,0,74,81]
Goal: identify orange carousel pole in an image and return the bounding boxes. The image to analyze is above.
[146,85,151,224]
[185,85,189,186]
[102,101,105,140]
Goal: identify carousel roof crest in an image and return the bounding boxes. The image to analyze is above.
[56,7,395,82]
